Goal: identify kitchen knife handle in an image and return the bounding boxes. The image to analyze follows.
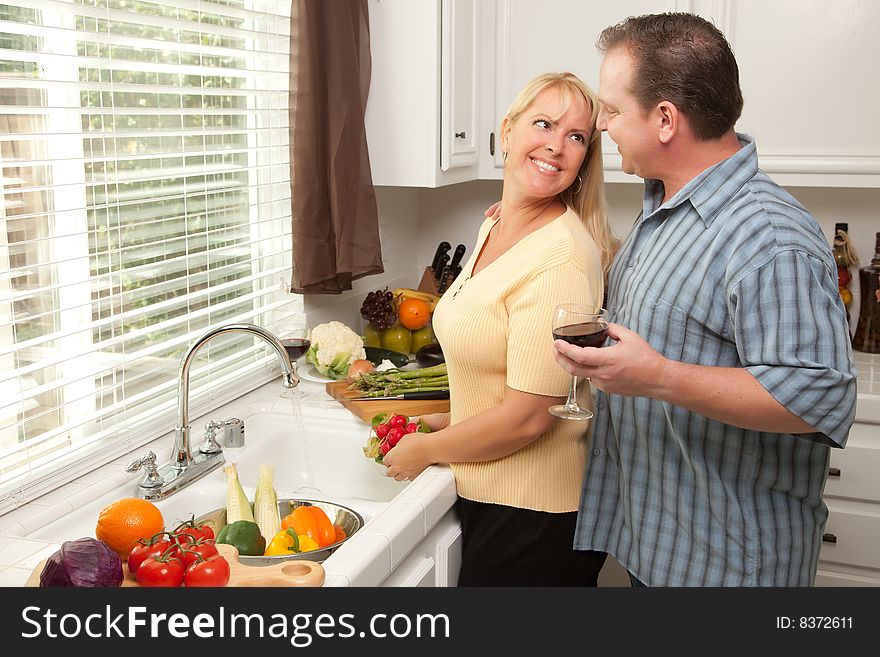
[402,390,450,400]
[431,241,451,273]
[437,265,452,293]
[449,244,467,270]
[434,253,450,280]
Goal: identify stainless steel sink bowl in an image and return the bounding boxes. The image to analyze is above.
[195,498,364,566]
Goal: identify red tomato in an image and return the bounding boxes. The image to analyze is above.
[137,555,185,587]
[375,423,390,438]
[389,414,407,428]
[171,520,214,546]
[184,555,230,587]
[179,540,219,569]
[128,538,174,575]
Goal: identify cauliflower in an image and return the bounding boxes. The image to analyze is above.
[305,321,366,380]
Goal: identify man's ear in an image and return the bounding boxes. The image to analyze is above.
[657,101,679,144]
[500,116,512,154]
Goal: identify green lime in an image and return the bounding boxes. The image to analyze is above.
[380,325,413,355]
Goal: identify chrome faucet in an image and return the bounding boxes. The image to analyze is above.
[127,323,299,500]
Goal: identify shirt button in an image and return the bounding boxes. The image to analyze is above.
[598,401,605,410]
[592,449,601,457]
[628,261,635,268]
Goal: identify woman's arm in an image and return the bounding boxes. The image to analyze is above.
[381,387,565,481]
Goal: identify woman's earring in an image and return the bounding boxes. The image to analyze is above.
[572,175,582,195]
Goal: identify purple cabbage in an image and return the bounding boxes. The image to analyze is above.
[39,537,124,587]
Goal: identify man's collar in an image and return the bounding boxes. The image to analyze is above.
[643,133,758,226]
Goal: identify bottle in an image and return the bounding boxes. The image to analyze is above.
[832,223,857,318]
[852,232,880,354]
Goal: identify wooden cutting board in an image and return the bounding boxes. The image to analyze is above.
[26,543,324,588]
[325,380,450,423]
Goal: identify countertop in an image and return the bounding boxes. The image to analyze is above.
[2,351,879,586]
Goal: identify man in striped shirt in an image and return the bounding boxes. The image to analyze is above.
[554,13,857,586]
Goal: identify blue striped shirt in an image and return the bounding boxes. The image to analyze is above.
[574,134,857,586]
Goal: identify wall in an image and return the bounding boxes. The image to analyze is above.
[303,187,423,329]
[305,180,878,337]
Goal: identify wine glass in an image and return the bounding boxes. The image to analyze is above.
[276,318,311,400]
[548,304,608,420]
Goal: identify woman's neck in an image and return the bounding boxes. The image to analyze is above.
[497,193,565,238]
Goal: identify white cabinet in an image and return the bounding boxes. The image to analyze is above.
[485,0,695,182]
[484,0,880,187]
[380,508,462,587]
[817,420,880,586]
[366,0,486,187]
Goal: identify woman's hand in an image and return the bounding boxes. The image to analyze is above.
[382,432,435,482]
[417,412,450,432]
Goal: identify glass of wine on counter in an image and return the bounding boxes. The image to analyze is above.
[549,304,608,420]
[276,318,311,400]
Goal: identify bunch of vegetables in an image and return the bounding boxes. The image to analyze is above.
[126,518,230,587]
[363,412,431,464]
[305,321,366,380]
[222,462,346,557]
[348,362,448,397]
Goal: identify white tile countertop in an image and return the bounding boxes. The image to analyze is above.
[0,375,456,587]
[2,352,879,587]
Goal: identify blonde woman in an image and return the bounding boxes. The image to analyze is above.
[382,73,615,586]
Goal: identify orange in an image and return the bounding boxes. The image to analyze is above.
[397,298,431,330]
[95,497,165,556]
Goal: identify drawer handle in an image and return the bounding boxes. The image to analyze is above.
[454,131,467,139]
[828,467,841,477]
[822,533,838,544]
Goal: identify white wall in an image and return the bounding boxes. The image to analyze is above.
[309,181,879,338]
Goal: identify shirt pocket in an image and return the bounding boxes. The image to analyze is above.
[626,282,689,363]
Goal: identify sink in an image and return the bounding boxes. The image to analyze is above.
[26,409,408,549]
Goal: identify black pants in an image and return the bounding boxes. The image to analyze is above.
[455,497,607,586]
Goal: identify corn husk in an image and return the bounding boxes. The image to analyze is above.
[224,462,254,524]
[253,463,280,542]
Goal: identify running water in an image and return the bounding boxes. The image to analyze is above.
[285,387,323,497]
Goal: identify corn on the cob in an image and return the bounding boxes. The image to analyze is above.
[253,463,281,542]
[224,462,254,524]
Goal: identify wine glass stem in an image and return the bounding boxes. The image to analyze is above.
[565,376,580,410]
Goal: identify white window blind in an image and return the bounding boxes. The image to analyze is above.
[0,0,297,511]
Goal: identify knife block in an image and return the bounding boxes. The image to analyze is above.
[417,267,441,295]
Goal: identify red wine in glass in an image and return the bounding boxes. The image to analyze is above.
[552,321,608,348]
[281,338,311,360]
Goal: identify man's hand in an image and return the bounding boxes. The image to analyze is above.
[553,322,669,398]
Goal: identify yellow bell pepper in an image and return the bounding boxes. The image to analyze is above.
[264,528,320,556]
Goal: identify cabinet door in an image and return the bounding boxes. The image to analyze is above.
[487,0,690,180]
[726,0,880,187]
[441,0,480,172]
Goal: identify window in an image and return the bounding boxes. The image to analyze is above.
[0,0,295,511]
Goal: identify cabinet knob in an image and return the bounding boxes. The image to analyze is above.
[828,467,841,477]
[454,131,466,139]
[822,533,838,544]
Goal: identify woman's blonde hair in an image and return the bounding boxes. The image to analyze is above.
[503,72,617,274]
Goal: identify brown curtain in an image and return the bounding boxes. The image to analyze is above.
[289,0,383,294]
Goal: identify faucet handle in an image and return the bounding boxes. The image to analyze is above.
[125,451,164,489]
[200,417,244,453]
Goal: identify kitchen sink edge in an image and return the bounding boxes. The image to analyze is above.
[0,378,458,587]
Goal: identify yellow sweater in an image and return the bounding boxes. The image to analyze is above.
[431,208,604,513]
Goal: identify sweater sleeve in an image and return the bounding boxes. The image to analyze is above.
[505,258,603,396]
